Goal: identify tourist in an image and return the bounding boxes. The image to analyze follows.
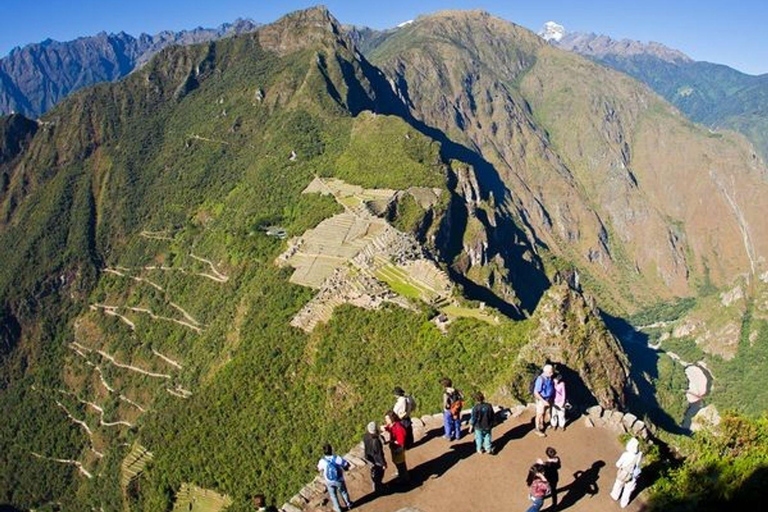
[384,410,410,484]
[440,377,464,441]
[317,443,353,512]
[533,364,555,437]
[469,391,495,454]
[363,421,387,493]
[525,463,551,512]
[610,437,643,509]
[393,386,416,448]
[541,447,561,509]
[550,373,567,431]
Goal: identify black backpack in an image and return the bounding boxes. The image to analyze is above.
[474,402,494,430]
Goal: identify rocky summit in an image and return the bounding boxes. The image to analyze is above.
[1,6,767,512]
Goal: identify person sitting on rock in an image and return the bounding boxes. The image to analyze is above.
[317,443,353,512]
[363,421,387,494]
[525,463,551,512]
[469,391,495,454]
[533,364,555,437]
[610,437,642,509]
[550,373,568,431]
[384,410,410,484]
[393,386,416,448]
[440,377,463,441]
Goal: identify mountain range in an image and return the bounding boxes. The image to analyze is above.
[0,19,259,118]
[541,25,768,162]
[1,6,767,512]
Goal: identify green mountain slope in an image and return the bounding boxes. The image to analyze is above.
[0,8,631,511]
[2,7,767,512]
[554,34,768,163]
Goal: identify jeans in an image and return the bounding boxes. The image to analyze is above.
[325,480,351,512]
[525,496,544,512]
[443,410,461,440]
[474,428,492,453]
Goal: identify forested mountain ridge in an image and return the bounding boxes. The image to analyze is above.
[552,31,768,162]
[0,19,259,118]
[0,6,767,512]
[367,10,768,311]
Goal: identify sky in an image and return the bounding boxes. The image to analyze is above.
[2,0,767,75]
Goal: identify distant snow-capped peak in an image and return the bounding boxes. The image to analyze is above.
[397,20,414,28]
[539,21,566,42]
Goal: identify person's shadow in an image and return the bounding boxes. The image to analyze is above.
[553,460,605,511]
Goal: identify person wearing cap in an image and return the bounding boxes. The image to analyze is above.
[533,364,555,437]
[363,421,387,493]
[392,386,416,448]
[610,437,643,508]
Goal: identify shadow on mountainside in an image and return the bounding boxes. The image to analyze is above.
[345,52,550,318]
[555,460,606,511]
[602,313,689,436]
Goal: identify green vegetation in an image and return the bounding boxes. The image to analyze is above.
[0,23,533,512]
[648,412,768,511]
[653,356,690,425]
[629,297,698,326]
[709,314,768,416]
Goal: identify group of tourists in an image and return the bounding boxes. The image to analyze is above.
[316,365,641,512]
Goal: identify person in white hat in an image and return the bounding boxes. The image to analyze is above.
[610,437,642,508]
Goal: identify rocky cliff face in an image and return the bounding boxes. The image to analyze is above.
[520,277,630,409]
[369,10,768,313]
[0,20,259,118]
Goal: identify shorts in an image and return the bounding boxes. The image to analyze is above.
[536,398,552,415]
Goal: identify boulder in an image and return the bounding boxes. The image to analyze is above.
[289,493,307,507]
[631,421,646,436]
[411,417,425,428]
[622,413,638,431]
[586,405,603,418]
[346,455,367,468]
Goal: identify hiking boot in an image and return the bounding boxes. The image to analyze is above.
[535,430,547,437]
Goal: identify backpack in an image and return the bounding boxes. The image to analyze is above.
[406,394,417,414]
[474,402,494,430]
[324,456,343,482]
[448,390,464,418]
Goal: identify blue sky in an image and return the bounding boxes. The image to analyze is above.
[2,0,767,75]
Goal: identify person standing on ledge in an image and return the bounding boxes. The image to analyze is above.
[533,364,555,437]
[525,463,551,512]
[384,410,410,485]
[363,421,387,494]
[393,386,416,448]
[441,377,464,441]
[550,372,568,431]
[610,437,643,509]
[469,391,495,454]
[317,443,354,512]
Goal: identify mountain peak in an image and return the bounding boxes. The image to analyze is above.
[556,32,692,63]
[539,21,566,42]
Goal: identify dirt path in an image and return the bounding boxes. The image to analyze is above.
[343,410,643,512]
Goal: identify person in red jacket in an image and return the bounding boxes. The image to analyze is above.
[384,410,410,485]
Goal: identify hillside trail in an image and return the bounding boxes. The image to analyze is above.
[343,409,643,512]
